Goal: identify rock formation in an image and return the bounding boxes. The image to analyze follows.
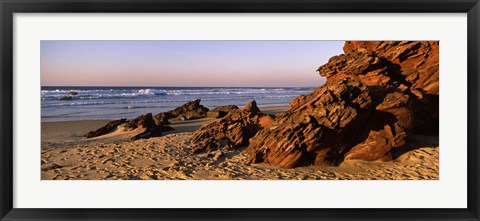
[85,100,209,140]
[84,113,173,140]
[124,113,174,140]
[341,41,439,134]
[153,100,211,124]
[84,118,127,138]
[245,41,438,168]
[166,99,209,120]
[246,80,373,168]
[190,101,274,154]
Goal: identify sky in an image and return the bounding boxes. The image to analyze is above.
[41,41,344,87]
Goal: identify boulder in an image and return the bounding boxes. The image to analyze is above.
[190,101,274,154]
[84,118,127,138]
[167,99,209,120]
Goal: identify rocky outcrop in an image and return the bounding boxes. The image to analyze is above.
[84,118,127,138]
[246,80,373,168]
[166,99,209,120]
[86,100,210,141]
[190,101,274,154]
[153,100,211,124]
[125,113,173,140]
[245,41,438,168]
[207,105,239,118]
[84,113,173,140]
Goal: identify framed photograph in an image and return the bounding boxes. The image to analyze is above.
[1,0,479,220]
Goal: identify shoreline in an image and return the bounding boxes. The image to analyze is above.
[40,104,291,123]
[41,105,290,149]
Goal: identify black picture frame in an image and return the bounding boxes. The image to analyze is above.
[1,0,479,220]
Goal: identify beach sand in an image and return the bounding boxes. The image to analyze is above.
[41,105,439,180]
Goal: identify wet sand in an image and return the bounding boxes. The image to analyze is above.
[41,105,439,180]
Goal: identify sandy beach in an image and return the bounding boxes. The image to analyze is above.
[41,105,439,180]
[40,41,441,180]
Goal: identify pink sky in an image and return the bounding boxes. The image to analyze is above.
[41,41,344,87]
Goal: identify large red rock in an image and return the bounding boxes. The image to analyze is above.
[246,80,373,168]
[245,41,438,168]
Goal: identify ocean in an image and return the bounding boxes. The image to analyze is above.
[41,86,315,122]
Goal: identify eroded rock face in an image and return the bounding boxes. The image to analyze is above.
[245,41,438,168]
[344,91,414,161]
[167,99,209,120]
[190,101,274,154]
[84,118,127,138]
[342,41,439,134]
[246,80,373,168]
